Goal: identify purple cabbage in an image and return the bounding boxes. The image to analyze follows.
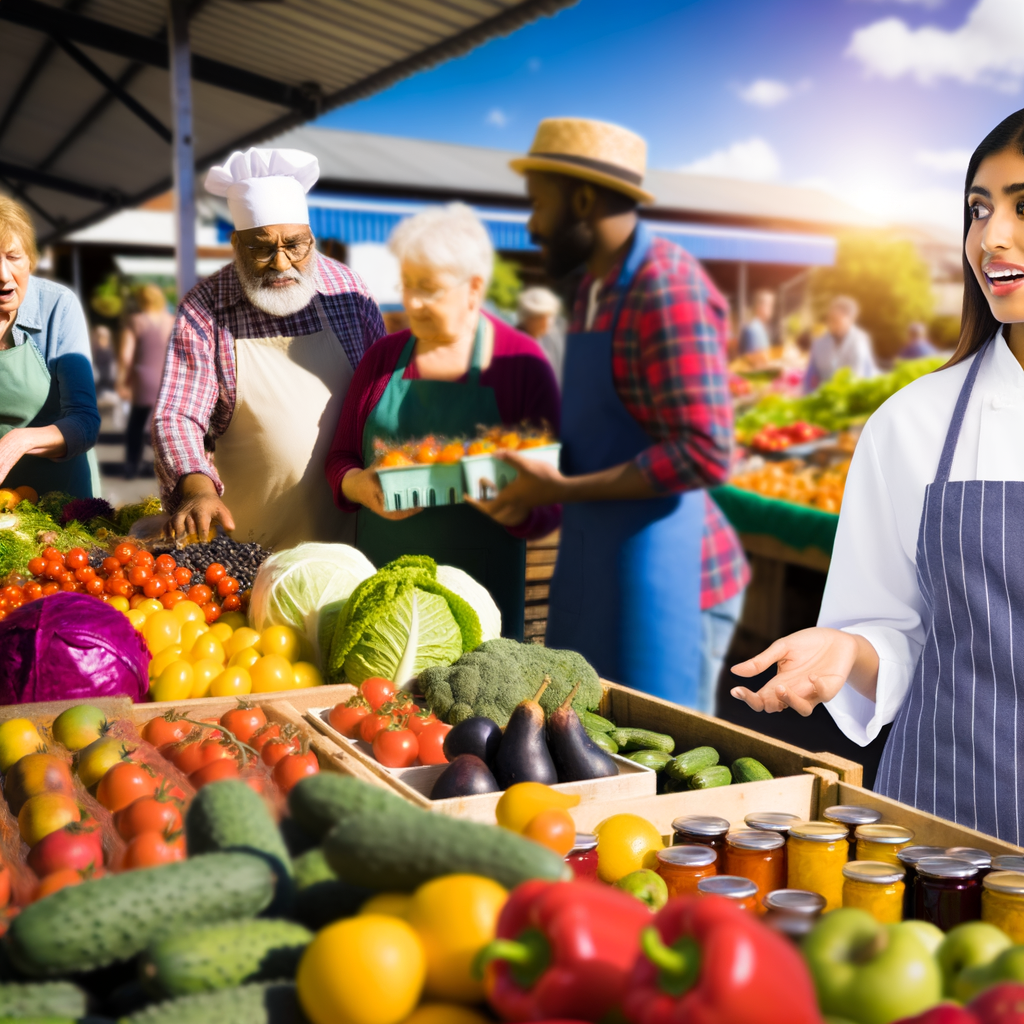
[59,497,114,527]
[0,592,150,703]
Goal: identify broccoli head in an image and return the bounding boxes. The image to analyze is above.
[420,638,603,727]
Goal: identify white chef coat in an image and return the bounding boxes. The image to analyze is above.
[821,329,1024,746]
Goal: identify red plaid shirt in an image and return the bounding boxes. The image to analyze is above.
[571,230,749,609]
[153,254,385,505]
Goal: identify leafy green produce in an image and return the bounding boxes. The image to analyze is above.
[420,637,602,726]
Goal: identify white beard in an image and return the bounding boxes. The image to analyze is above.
[236,256,318,317]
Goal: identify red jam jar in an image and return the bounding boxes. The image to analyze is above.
[697,875,758,912]
[672,815,730,854]
[914,856,982,930]
[656,845,718,898]
[897,846,946,921]
[565,833,598,881]
[946,847,992,879]
[723,830,786,913]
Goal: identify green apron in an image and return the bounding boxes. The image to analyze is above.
[356,319,526,641]
[0,337,98,498]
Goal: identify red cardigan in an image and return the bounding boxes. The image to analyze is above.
[325,313,562,539]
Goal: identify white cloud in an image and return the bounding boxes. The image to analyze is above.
[847,0,1024,90]
[678,137,781,181]
[915,148,972,173]
[485,108,508,127]
[737,77,810,107]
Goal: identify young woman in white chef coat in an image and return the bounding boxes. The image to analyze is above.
[731,108,1024,844]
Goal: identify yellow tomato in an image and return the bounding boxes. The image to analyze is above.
[75,736,125,788]
[359,893,413,919]
[406,875,507,1003]
[258,624,301,662]
[18,791,80,846]
[208,622,234,643]
[209,667,252,698]
[0,718,43,772]
[293,662,324,689]
[218,611,248,631]
[179,620,208,653]
[228,647,262,670]
[297,915,425,1024]
[223,626,261,660]
[593,813,664,883]
[107,596,130,613]
[143,610,182,655]
[126,609,148,632]
[137,598,164,618]
[189,633,226,664]
[495,782,580,835]
[172,600,205,625]
[150,661,194,703]
[401,1006,490,1024]
[250,654,293,693]
[148,646,183,679]
[189,658,223,699]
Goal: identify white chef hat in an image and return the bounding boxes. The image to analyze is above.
[204,148,319,231]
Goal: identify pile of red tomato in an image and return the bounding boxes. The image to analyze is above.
[3,540,247,624]
[748,421,827,453]
[328,677,451,769]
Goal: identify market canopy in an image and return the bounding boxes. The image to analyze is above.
[0,0,576,245]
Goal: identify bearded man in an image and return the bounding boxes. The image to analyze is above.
[472,119,749,711]
[153,148,385,549]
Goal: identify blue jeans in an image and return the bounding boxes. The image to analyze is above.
[697,589,746,716]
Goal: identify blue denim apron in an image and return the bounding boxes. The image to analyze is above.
[545,224,704,704]
[876,339,1024,842]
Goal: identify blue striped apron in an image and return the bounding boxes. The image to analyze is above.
[876,339,1024,843]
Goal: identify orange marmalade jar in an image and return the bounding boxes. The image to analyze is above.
[697,875,758,912]
[723,830,786,914]
[656,845,718,898]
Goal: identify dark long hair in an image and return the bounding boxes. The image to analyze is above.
[947,108,1024,366]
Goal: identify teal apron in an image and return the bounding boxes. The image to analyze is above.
[356,318,526,640]
[0,337,97,498]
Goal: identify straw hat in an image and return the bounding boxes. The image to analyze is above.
[510,118,655,205]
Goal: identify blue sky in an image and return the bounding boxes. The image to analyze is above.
[316,0,1024,234]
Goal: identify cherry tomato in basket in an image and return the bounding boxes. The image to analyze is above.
[217,576,239,597]
[205,563,226,585]
[328,699,370,739]
[220,704,267,745]
[41,547,63,564]
[203,602,221,624]
[359,712,393,745]
[123,830,186,869]
[173,566,192,587]
[416,721,451,765]
[114,795,183,842]
[132,550,155,570]
[187,584,213,606]
[127,565,150,587]
[143,576,167,599]
[155,554,177,575]
[27,557,46,577]
[142,717,192,748]
[189,758,241,789]
[64,548,88,571]
[360,677,395,712]
[249,723,281,754]
[161,591,186,609]
[272,751,319,793]
[96,761,159,813]
[221,594,241,612]
[407,708,438,735]
[32,868,85,901]
[168,737,206,775]
[261,735,300,768]
[372,725,419,769]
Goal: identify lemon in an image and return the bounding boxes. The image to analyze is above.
[593,813,664,883]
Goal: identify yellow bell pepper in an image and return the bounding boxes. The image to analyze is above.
[406,873,508,1003]
[495,781,580,834]
[400,1005,491,1024]
[360,892,414,919]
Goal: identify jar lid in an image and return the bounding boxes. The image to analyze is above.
[823,804,883,827]
[657,845,718,868]
[698,875,758,900]
[854,824,915,844]
[897,845,946,866]
[842,860,906,884]
[915,856,979,880]
[789,821,849,842]
[946,847,992,869]
[762,889,828,915]
[726,828,785,851]
[569,833,597,853]
[993,856,1024,872]
[744,812,802,833]
[672,815,730,837]
[982,871,1024,895]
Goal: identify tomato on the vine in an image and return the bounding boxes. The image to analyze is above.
[189,758,240,789]
[372,725,419,768]
[141,716,191,748]
[406,708,438,735]
[219,703,266,744]
[358,712,393,745]
[416,721,451,765]
[328,698,370,738]
[272,750,319,793]
[261,735,300,767]
[122,830,185,869]
[360,677,395,711]
[96,762,159,813]
[168,738,206,775]
[114,795,183,841]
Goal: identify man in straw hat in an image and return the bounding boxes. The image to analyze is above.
[153,148,385,550]
[469,118,749,711]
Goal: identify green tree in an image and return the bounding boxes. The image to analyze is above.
[487,253,522,311]
[810,233,934,361]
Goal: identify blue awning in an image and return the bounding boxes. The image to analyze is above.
[219,192,836,266]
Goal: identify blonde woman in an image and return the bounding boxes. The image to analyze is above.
[0,196,99,497]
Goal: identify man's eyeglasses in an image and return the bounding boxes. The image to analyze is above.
[244,238,314,264]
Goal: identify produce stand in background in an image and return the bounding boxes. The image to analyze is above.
[524,531,559,642]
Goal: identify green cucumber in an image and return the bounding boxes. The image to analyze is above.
[608,728,675,754]
[141,919,312,996]
[625,749,671,771]
[687,765,733,790]
[300,775,571,892]
[118,982,304,1024]
[8,853,275,977]
[0,982,87,1018]
[587,730,619,755]
[664,746,719,781]
[291,848,373,929]
[579,710,615,734]
[731,757,773,783]
[287,772,391,840]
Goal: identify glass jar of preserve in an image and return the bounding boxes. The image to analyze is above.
[698,875,758,912]
[672,816,730,854]
[745,812,802,837]
[994,856,1024,873]
[762,889,827,940]
[823,805,882,859]
[656,845,717,898]
[914,856,982,930]
[897,846,946,921]
[723,830,786,913]
[787,822,849,911]
[855,824,915,865]
[565,834,598,881]
[842,861,906,923]
[946,847,992,878]
[982,871,1024,942]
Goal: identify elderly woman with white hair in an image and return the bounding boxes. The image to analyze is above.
[326,203,560,639]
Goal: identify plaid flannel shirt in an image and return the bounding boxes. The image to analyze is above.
[153,254,385,505]
[571,229,750,609]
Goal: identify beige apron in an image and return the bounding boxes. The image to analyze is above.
[215,294,356,550]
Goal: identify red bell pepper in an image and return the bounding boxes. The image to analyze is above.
[895,984,1024,1024]
[894,1007,979,1024]
[475,878,651,1022]
[622,895,823,1024]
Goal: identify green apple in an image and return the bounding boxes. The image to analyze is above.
[955,943,1024,1002]
[901,920,945,956]
[803,908,943,1024]
[614,868,668,911]
[936,921,1012,999]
